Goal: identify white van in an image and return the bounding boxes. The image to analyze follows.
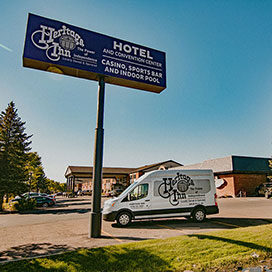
[103,169,219,226]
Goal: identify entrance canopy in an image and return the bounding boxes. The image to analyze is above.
[65,166,136,192]
[65,166,136,179]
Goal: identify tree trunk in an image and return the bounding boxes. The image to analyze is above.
[0,193,4,211]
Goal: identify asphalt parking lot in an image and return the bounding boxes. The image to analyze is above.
[0,196,271,262]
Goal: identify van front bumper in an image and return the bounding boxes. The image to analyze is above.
[103,211,117,222]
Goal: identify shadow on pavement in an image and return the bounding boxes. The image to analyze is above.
[55,202,91,207]
[111,217,272,230]
[0,242,75,262]
[56,198,91,203]
[210,217,272,227]
[100,235,149,242]
[20,208,91,215]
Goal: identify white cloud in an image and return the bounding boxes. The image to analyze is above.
[0,43,13,52]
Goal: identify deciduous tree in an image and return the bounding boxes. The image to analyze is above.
[45,178,65,193]
[25,152,46,192]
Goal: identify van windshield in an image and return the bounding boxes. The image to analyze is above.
[118,183,136,199]
[118,173,149,199]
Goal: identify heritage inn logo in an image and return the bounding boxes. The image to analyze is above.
[158,173,195,206]
[31,25,85,61]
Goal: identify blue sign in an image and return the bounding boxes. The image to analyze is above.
[23,14,166,93]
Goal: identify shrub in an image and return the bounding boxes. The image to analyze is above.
[7,201,18,211]
[2,203,11,211]
[14,197,36,211]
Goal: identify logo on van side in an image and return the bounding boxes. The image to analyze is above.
[158,173,194,206]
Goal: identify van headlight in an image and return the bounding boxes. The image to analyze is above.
[103,199,116,213]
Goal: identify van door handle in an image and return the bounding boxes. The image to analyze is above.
[145,199,150,202]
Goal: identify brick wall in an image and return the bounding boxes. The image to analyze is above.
[216,173,267,197]
[216,174,235,197]
[130,171,143,183]
[233,174,267,196]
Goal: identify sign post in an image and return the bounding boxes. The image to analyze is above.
[89,77,105,238]
[23,13,166,238]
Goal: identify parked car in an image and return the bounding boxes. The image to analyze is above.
[31,195,56,207]
[76,190,83,196]
[21,192,56,201]
[22,192,40,198]
[9,197,21,204]
[82,190,92,196]
[39,193,56,200]
[39,193,48,197]
[55,192,63,196]
[256,182,272,197]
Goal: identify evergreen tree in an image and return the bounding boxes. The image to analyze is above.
[0,102,32,209]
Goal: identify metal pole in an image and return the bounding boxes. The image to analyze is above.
[89,77,105,238]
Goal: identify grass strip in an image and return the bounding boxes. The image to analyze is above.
[1,223,272,272]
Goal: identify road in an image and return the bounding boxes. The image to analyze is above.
[0,197,271,262]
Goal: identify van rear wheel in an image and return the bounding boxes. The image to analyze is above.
[192,208,206,222]
[117,211,132,227]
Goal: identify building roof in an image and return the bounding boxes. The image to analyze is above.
[173,156,233,173]
[232,155,271,173]
[65,160,183,178]
[130,160,183,173]
[173,155,272,174]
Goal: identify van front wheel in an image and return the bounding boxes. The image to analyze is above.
[117,211,132,227]
[192,208,206,222]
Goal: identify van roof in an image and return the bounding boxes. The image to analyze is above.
[144,169,213,178]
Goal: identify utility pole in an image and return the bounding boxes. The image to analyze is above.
[89,77,105,238]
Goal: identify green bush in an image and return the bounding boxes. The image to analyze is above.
[14,197,36,211]
[2,203,11,211]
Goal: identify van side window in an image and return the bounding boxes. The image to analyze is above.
[128,184,149,201]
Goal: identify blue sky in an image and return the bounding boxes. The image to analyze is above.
[1,0,272,182]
